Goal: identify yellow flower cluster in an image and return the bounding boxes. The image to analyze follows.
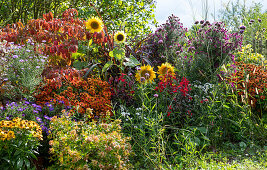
[236,44,266,65]
[135,62,176,83]
[0,118,43,141]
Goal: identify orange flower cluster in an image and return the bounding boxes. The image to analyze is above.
[227,62,267,110]
[35,68,112,118]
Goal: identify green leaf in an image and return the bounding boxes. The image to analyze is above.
[17,158,23,169]
[14,150,22,156]
[73,60,87,70]
[71,52,85,60]
[197,127,208,134]
[24,159,31,169]
[123,55,140,67]
[83,63,101,79]
[109,48,125,61]
[102,61,113,74]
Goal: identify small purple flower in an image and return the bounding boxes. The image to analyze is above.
[32,104,37,107]
[128,73,133,76]
[258,18,262,23]
[42,40,46,43]
[239,25,246,30]
[140,77,146,82]
[3,78,8,81]
[19,59,24,62]
[239,30,244,34]
[200,20,204,24]
[145,73,150,77]
[154,94,159,98]
[26,50,31,52]
[136,67,141,71]
[33,110,39,114]
[250,19,254,23]
[48,107,54,112]
[36,66,40,69]
[17,108,24,112]
[22,114,25,117]
[58,100,65,104]
[13,55,18,59]
[36,116,42,123]
[158,39,163,44]
[194,21,199,24]
[44,115,51,121]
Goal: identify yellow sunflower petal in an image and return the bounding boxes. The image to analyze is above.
[157,62,175,79]
[114,31,126,44]
[135,65,156,83]
[85,17,103,33]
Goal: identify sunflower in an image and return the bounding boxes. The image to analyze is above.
[157,62,175,79]
[114,31,126,44]
[85,17,103,33]
[135,65,156,83]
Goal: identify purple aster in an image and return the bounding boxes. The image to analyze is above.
[17,108,24,112]
[36,116,42,123]
[12,55,18,59]
[58,100,65,104]
[24,101,30,105]
[158,39,163,44]
[239,25,246,30]
[33,110,39,114]
[19,59,24,62]
[48,107,54,112]
[36,66,40,69]
[44,115,51,121]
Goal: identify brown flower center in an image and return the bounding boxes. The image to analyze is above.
[91,21,99,29]
[117,34,124,41]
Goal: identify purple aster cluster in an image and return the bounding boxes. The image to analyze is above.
[191,21,243,68]
[140,14,189,67]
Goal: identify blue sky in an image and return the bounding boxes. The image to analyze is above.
[154,0,267,29]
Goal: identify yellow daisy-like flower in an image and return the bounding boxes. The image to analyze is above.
[85,17,103,33]
[135,65,156,83]
[157,62,175,79]
[114,31,126,44]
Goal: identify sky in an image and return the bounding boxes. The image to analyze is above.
[154,0,267,29]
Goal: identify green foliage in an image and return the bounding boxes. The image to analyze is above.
[0,0,68,26]
[77,0,156,38]
[48,114,133,169]
[219,1,267,55]
[235,44,266,65]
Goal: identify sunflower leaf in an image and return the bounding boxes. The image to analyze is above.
[109,48,125,61]
[123,55,140,67]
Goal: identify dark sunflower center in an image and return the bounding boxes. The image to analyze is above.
[141,71,150,78]
[162,67,168,74]
[91,21,99,29]
[117,34,124,41]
